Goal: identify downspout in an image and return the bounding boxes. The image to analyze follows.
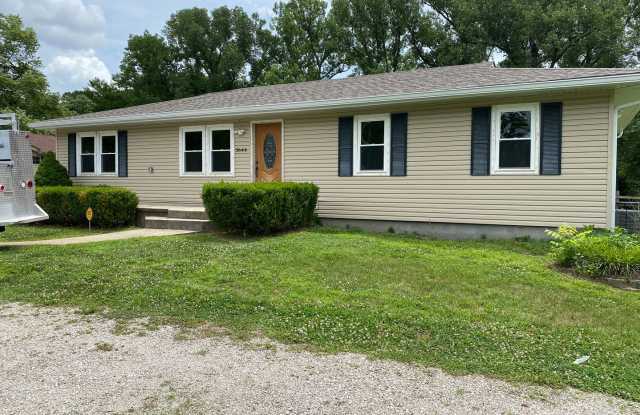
[610,99,640,229]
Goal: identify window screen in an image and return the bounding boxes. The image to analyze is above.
[359,120,385,171]
[80,136,95,173]
[184,130,203,172]
[498,111,531,169]
[101,135,116,173]
[211,129,231,172]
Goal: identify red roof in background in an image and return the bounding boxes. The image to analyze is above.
[26,133,56,154]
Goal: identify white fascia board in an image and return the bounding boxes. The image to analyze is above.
[31,73,640,129]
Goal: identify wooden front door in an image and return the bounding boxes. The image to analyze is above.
[254,122,282,182]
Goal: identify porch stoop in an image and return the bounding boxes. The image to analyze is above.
[137,205,213,232]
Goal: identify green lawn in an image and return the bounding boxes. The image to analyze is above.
[0,228,638,400]
[0,224,117,242]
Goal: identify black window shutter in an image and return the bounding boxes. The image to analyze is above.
[117,130,128,177]
[338,117,353,177]
[67,132,76,177]
[390,113,408,176]
[471,107,491,176]
[540,102,562,175]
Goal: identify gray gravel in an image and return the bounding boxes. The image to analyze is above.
[0,303,638,415]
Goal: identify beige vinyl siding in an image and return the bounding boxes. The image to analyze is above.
[284,93,611,228]
[56,91,612,228]
[57,122,251,206]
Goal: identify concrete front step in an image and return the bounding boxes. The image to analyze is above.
[168,207,208,220]
[144,216,214,232]
[137,205,212,231]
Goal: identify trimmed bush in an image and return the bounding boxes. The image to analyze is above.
[546,225,640,279]
[35,152,72,187]
[202,182,319,235]
[37,186,138,228]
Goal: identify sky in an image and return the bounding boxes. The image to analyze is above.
[0,0,276,93]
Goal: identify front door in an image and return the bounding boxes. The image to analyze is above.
[254,122,282,182]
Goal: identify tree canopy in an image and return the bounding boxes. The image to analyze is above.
[60,0,640,113]
[260,0,345,83]
[0,14,65,128]
[427,0,640,68]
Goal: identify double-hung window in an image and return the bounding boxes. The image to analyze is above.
[180,124,234,176]
[77,131,119,175]
[491,103,539,175]
[78,132,96,175]
[353,114,390,176]
[99,131,117,175]
[209,126,234,175]
[181,127,205,174]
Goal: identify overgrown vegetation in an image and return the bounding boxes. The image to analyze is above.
[36,186,138,228]
[202,182,318,235]
[0,229,639,400]
[34,152,72,187]
[547,225,640,279]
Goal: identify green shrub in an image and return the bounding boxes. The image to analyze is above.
[37,186,138,228]
[202,182,319,235]
[35,152,72,187]
[546,225,640,279]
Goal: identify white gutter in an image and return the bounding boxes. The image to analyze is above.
[31,73,640,129]
[609,98,640,229]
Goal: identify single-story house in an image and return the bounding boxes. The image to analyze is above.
[31,63,640,238]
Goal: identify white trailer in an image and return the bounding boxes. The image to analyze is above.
[0,113,48,232]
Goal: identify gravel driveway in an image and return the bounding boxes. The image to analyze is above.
[0,303,637,415]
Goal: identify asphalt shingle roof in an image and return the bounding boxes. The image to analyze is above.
[46,63,640,125]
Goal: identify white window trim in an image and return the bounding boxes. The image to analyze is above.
[76,131,120,176]
[98,130,118,176]
[76,131,97,176]
[179,124,235,177]
[490,103,540,175]
[207,124,235,177]
[353,114,391,176]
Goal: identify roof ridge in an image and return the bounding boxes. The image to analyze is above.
[49,63,500,121]
[32,64,640,128]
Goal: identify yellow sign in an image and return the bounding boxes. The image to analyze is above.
[86,207,93,222]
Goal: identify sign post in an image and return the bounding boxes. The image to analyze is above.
[86,207,93,231]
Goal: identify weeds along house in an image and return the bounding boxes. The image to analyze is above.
[31,63,640,238]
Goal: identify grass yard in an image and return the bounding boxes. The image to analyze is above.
[0,228,639,400]
[0,224,116,242]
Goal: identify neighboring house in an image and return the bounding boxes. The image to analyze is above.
[31,63,640,238]
[26,133,56,164]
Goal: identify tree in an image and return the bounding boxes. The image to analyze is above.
[117,31,176,104]
[426,0,639,68]
[60,90,96,114]
[331,0,424,74]
[35,152,72,186]
[0,14,63,124]
[164,7,264,96]
[261,0,346,83]
[407,5,488,67]
[81,79,133,112]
